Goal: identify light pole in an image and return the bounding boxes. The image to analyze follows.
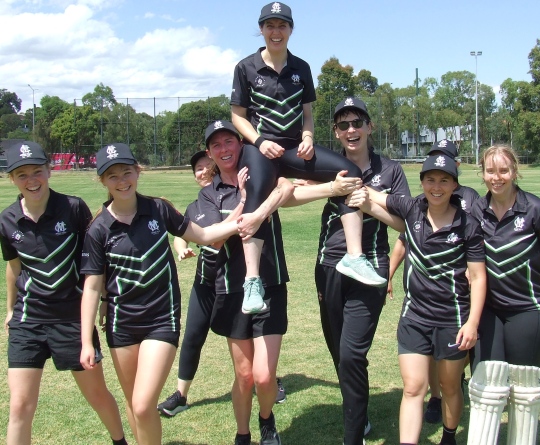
[27,84,38,141]
[470,51,482,165]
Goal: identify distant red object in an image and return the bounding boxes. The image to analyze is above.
[51,153,96,170]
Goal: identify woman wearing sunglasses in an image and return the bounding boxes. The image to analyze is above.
[230,2,386,318]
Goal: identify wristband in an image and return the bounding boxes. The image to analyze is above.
[254,136,265,148]
[240,199,246,204]
[302,134,313,141]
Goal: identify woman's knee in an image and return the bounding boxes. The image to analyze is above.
[9,396,38,421]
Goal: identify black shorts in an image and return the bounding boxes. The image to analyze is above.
[107,328,180,348]
[397,317,467,361]
[210,284,288,340]
[8,320,102,371]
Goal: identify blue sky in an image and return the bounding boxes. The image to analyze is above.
[2,0,539,114]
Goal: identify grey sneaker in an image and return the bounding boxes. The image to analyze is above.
[275,378,286,404]
[364,418,371,436]
[336,254,387,287]
[259,414,281,445]
[157,390,189,417]
[242,277,267,314]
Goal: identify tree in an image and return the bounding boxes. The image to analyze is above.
[82,83,117,111]
[528,38,540,85]
[0,89,22,116]
[0,113,24,138]
[35,95,70,151]
[356,69,379,96]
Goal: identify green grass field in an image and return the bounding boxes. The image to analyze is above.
[0,163,538,444]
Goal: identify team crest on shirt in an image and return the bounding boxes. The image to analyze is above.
[514,216,525,232]
[11,230,24,243]
[19,144,32,158]
[255,75,265,88]
[106,145,119,159]
[370,175,381,187]
[446,233,459,244]
[148,219,160,235]
[460,198,467,210]
[291,74,300,85]
[54,221,67,236]
[412,221,422,232]
[434,156,446,167]
[480,218,486,228]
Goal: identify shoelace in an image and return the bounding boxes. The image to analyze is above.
[260,423,276,440]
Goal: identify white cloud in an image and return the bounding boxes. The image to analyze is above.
[0,2,239,113]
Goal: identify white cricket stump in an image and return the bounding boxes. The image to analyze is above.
[467,361,510,445]
[506,364,540,445]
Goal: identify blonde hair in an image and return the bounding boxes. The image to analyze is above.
[480,145,522,183]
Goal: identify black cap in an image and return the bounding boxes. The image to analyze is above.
[420,154,458,180]
[258,2,293,26]
[190,151,208,172]
[333,97,370,120]
[96,143,136,175]
[204,120,239,148]
[5,141,48,173]
[428,139,458,159]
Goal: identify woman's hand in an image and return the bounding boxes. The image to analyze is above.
[332,171,362,196]
[237,213,264,241]
[345,187,369,209]
[456,321,479,351]
[237,166,249,201]
[178,248,196,261]
[297,138,314,160]
[259,140,285,159]
[80,344,97,370]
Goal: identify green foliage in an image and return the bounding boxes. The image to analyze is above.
[0,113,23,138]
[82,83,117,110]
[0,89,22,116]
[528,38,540,85]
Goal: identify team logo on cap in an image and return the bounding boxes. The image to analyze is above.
[344,98,354,107]
[19,144,32,158]
[291,74,300,85]
[12,230,24,243]
[213,121,224,130]
[434,156,446,167]
[148,219,160,235]
[514,216,525,232]
[106,145,119,160]
[446,233,459,244]
[55,221,67,236]
[271,2,282,13]
[438,140,449,148]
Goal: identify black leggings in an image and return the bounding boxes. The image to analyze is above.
[239,144,362,238]
[177,280,216,381]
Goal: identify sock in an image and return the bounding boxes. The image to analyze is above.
[348,253,361,259]
[235,432,251,441]
[439,424,457,445]
[112,437,128,445]
[259,411,274,424]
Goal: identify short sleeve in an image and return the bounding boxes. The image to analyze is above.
[231,62,251,108]
[80,222,106,275]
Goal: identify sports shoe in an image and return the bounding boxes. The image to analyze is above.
[364,418,371,436]
[336,254,387,287]
[242,277,267,314]
[157,390,189,417]
[275,378,286,404]
[235,433,251,445]
[259,413,281,445]
[424,396,442,424]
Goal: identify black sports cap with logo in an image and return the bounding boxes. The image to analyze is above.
[420,154,458,181]
[96,143,137,175]
[204,120,240,148]
[5,140,49,173]
[333,97,371,121]
[427,139,458,159]
[258,2,294,26]
[190,151,209,172]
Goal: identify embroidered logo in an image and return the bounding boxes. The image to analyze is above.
[460,198,467,210]
[480,218,486,228]
[413,221,422,232]
[271,2,282,14]
[55,221,67,235]
[447,233,459,244]
[255,75,265,87]
[106,145,118,159]
[20,144,32,158]
[291,74,300,85]
[344,97,354,107]
[195,213,205,222]
[107,235,122,248]
[12,230,24,243]
[434,156,446,167]
[217,194,223,203]
[437,140,449,148]
[370,174,381,187]
[148,219,160,235]
[213,121,224,130]
[514,216,525,232]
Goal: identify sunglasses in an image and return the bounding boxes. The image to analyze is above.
[335,118,369,131]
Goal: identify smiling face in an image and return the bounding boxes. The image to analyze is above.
[334,110,372,154]
[100,164,140,202]
[206,131,242,175]
[483,153,517,197]
[193,155,214,188]
[260,18,292,52]
[10,163,51,204]
[421,170,458,205]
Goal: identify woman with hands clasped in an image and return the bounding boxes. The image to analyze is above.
[348,155,486,445]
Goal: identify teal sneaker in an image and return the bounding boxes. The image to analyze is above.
[336,254,387,287]
[242,277,267,314]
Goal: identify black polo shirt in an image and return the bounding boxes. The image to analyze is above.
[197,174,289,295]
[386,194,485,328]
[317,151,411,270]
[231,47,317,148]
[470,187,540,312]
[184,200,218,286]
[0,189,91,323]
[81,194,189,334]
